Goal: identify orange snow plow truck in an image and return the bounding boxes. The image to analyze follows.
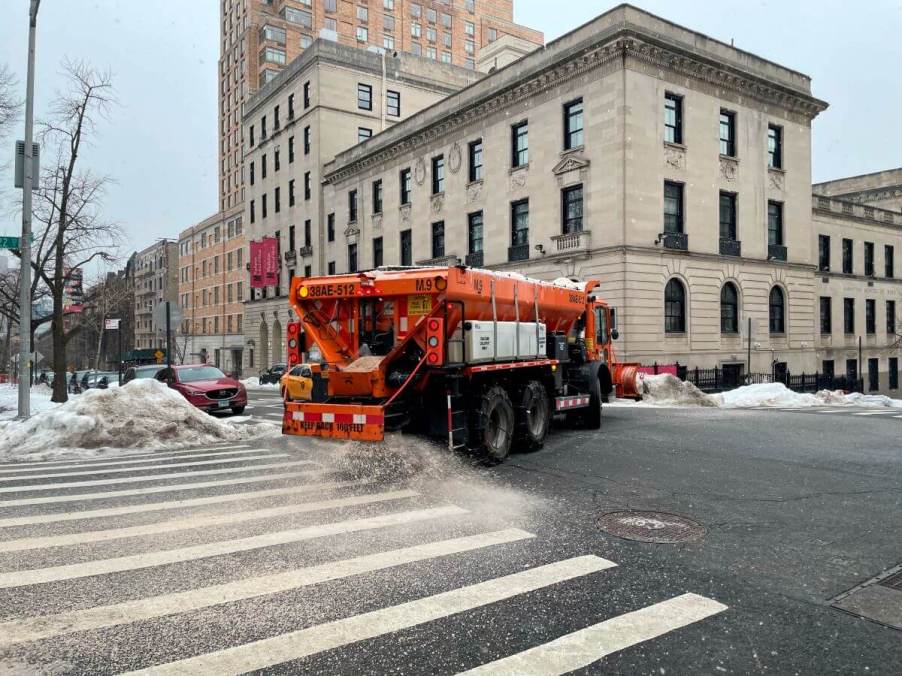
[283,266,639,462]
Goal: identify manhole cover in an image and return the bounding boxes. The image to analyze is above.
[597,510,706,544]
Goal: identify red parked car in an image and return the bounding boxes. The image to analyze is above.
[155,364,247,415]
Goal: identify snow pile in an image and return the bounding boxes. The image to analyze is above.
[0,384,58,422]
[240,377,280,390]
[638,374,717,407]
[714,383,902,409]
[0,379,278,461]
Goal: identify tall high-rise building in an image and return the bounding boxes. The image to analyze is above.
[219,0,543,212]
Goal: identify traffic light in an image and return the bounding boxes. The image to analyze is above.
[286,322,302,366]
[425,317,444,366]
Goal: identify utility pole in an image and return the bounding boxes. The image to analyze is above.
[17,0,41,418]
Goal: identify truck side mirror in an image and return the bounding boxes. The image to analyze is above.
[611,328,620,340]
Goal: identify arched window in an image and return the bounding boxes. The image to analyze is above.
[769,286,785,334]
[720,283,739,333]
[664,278,686,333]
[271,319,283,365]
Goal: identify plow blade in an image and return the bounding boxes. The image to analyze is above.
[283,402,386,441]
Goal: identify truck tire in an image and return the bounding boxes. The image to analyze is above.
[476,385,515,463]
[517,380,551,451]
[584,376,603,430]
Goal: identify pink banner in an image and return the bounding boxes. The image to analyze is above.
[250,240,264,288]
[262,237,279,287]
[637,364,678,377]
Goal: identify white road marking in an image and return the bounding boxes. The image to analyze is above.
[0,444,251,468]
[459,593,727,675]
[0,529,534,646]
[0,489,420,552]
[0,505,467,588]
[0,453,289,482]
[815,410,848,414]
[895,415,902,419]
[0,480,366,528]
[120,555,615,676]
[852,410,897,416]
[0,448,270,475]
[0,460,316,495]
[0,469,324,508]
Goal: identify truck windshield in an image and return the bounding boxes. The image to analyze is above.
[358,299,395,356]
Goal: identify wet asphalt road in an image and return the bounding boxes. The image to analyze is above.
[0,391,899,674]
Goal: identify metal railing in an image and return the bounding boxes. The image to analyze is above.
[676,365,864,394]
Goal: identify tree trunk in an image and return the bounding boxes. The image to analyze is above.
[50,289,68,403]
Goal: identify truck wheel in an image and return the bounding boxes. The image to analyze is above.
[584,377,603,430]
[518,380,550,451]
[477,385,515,463]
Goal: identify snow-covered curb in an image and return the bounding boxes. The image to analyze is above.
[621,374,902,410]
[240,377,280,390]
[0,379,278,462]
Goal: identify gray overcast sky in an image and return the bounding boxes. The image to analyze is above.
[1,0,900,262]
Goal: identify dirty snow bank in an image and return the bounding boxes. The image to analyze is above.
[631,375,902,409]
[240,377,280,390]
[0,379,278,461]
[637,374,718,407]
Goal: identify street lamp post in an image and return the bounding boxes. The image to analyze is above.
[17,0,41,418]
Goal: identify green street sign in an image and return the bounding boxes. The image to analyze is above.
[0,236,21,250]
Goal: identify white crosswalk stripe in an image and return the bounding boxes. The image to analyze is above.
[0,459,316,495]
[0,489,420,552]
[0,452,289,481]
[0,444,251,468]
[0,447,268,475]
[852,410,897,416]
[119,556,617,676]
[459,593,728,675]
[0,505,467,588]
[0,529,534,646]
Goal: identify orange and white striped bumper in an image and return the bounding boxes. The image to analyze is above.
[282,402,385,441]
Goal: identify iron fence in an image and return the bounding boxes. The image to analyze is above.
[670,364,863,394]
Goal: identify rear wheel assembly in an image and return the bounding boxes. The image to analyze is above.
[517,380,551,451]
[475,385,515,463]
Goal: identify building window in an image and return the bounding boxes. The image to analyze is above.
[304,171,311,200]
[888,300,897,335]
[357,6,368,21]
[303,81,310,108]
[431,221,445,259]
[664,92,682,144]
[348,243,358,273]
[358,127,373,143]
[511,121,528,167]
[383,35,395,50]
[664,279,686,334]
[281,6,312,27]
[719,109,736,157]
[289,179,295,206]
[889,357,899,390]
[304,126,311,154]
[356,26,368,42]
[357,83,372,110]
[304,219,311,247]
[261,153,268,179]
[866,299,876,334]
[886,245,895,278]
[261,115,267,139]
[327,213,335,242]
[820,296,832,334]
[844,298,855,334]
[842,239,853,274]
[400,168,412,204]
[411,22,421,38]
[274,186,281,213]
[249,161,255,186]
[372,179,383,214]
[468,139,483,182]
[468,211,483,254]
[720,283,739,333]
[767,201,783,246]
[663,181,683,233]
[465,21,474,36]
[818,235,830,271]
[288,224,296,252]
[564,98,584,150]
[384,13,395,31]
[373,237,383,268]
[768,124,783,169]
[386,89,400,117]
[561,185,583,234]
[288,136,295,163]
[249,124,255,147]
[511,199,529,247]
[261,193,267,218]
[328,261,336,275]
[384,0,394,10]
[769,287,785,334]
[431,155,444,194]
[274,148,280,171]
[488,27,497,42]
[348,189,358,223]
[868,358,879,392]
[400,229,412,266]
[719,191,737,240]
[865,242,875,277]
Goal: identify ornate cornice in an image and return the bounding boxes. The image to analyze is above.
[325,30,828,186]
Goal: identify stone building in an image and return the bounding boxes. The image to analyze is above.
[241,39,479,371]
[133,240,179,352]
[177,206,246,374]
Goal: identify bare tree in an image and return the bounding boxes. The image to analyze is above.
[0,63,19,133]
[16,61,122,402]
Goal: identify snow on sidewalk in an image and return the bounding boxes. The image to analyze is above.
[240,377,280,390]
[0,380,278,462]
[0,384,58,422]
[619,374,902,410]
